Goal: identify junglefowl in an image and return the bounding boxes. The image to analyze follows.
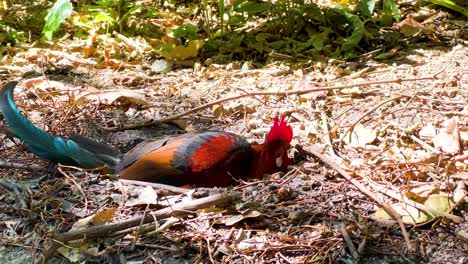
[0,81,293,187]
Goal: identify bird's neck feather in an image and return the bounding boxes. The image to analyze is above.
[249,143,269,179]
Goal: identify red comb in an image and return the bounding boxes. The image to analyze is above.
[266,115,293,143]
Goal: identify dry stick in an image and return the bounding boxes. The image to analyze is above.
[304,145,413,251]
[112,222,156,238]
[146,217,179,237]
[119,179,189,194]
[0,159,51,172]
[206,238,216,264]
[105,218,175,239]
[58,166,89,213]
[320,112,337,157]
[54,192,237,242]
[269,51,306,62]
[38,241,62,264]
[340,223,359,261]
[37,191,239,263]
[105,72,442,132]
[38,192,237,263]
[130,204,150,251]
[387,119,441,154]
[408,135,441,155]
[340,95,406,143]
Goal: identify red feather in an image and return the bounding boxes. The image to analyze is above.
[189,135,236,172]
[118,117,293,187]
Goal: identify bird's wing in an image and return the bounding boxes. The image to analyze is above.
[116,133,189,171]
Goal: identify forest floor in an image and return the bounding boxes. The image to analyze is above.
[0,30,467,264]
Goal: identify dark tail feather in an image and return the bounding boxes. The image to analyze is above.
[0,81,57,155]
[0,81,119,169]
[68,133,120,157]
[68,133,120,167]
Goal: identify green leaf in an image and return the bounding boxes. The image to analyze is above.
[357,0,376,17]
[427,0,468,18]
[374,203,434,225]
[383,0,400,25]
[156,40,205,60]
[93,12,115,23]
[269,40,288,50]
[121,5,143,23]
[336,10,364,52]
[309,28,332,51]
[423,195,455,214]
[236,1,272,14]
[42,0,73,40]
[170,25,200,40]
[219,0,225,35]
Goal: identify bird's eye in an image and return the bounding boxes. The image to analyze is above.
[275,156,283,167]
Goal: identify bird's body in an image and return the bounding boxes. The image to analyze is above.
[118,131,254,186]
[0,81,293,187]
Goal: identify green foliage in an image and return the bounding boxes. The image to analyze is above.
[155,24,204,60]
[218,0,225,35]
[355,0,400,24]
[200,0,375,60]
[170,25,200,41]
[93,12,115,24]
[68,0,158,37]
[35,0,443,61]
[0,24,25,45]
[236,1,272,14]
[84,0,132,33]
[308,28,332,52]
[357,0,376,17]
[427,0,468,18]
[337,10,364,53]
[42,0,73,40]
[382,0,400,25]
[70,11,115,37]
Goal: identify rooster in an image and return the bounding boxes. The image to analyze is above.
[0,81,293,187]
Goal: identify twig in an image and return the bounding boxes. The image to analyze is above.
[408,135,441,155]
[38,191,238,263]
[119,179,188,194]
[130,204,150,251]
[54,191,237,242]
[269,51,305,62]
[206,237,216,264]
[105,72,442,131]
[388,124,441,154]
[302,145,414,251]
[0,159,51,172]
[339,223,359,261]
[340,96,406,143]
[146,217,179,237]
[277,252,293,263]
[37,240,61,264]
[131,242,182,252]
[320,111,337,157]
[57,166,89,214]
[111,221,158,238]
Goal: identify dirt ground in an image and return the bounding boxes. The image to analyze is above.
[0,39,467,263]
